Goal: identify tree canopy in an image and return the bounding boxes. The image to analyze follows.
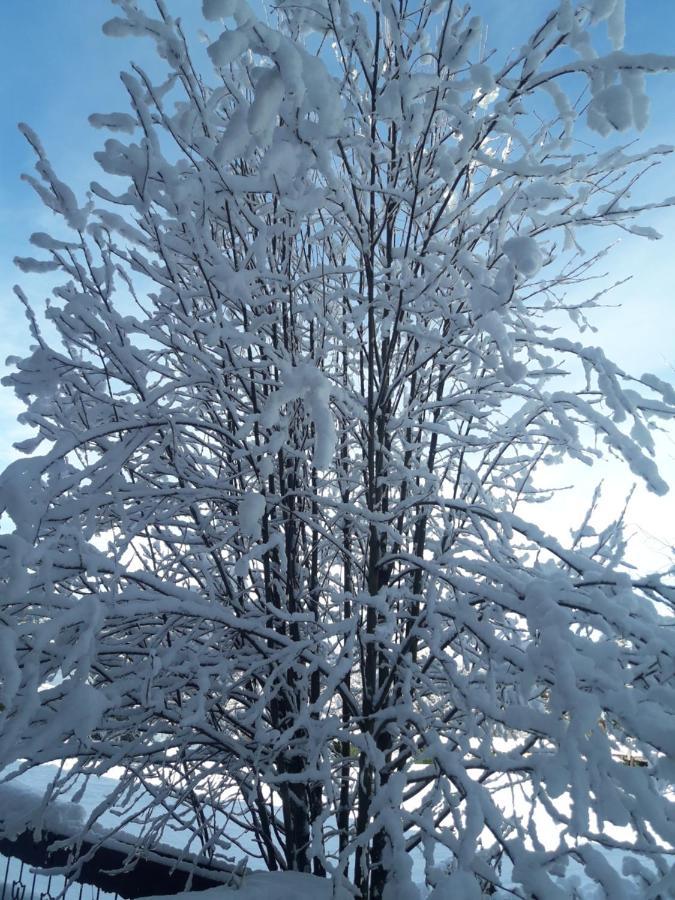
[1,1,675,897]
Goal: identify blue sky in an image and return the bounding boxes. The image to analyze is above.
[1,0,674,570]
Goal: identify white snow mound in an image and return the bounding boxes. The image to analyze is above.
[139,871,352,900]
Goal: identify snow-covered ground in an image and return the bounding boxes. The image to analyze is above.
[139,873,351,900]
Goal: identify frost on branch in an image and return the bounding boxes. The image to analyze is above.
[1,0,675,898]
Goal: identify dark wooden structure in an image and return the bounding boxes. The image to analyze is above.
[0,827,240,900]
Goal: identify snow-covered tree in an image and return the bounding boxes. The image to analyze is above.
[1,0,674,896]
